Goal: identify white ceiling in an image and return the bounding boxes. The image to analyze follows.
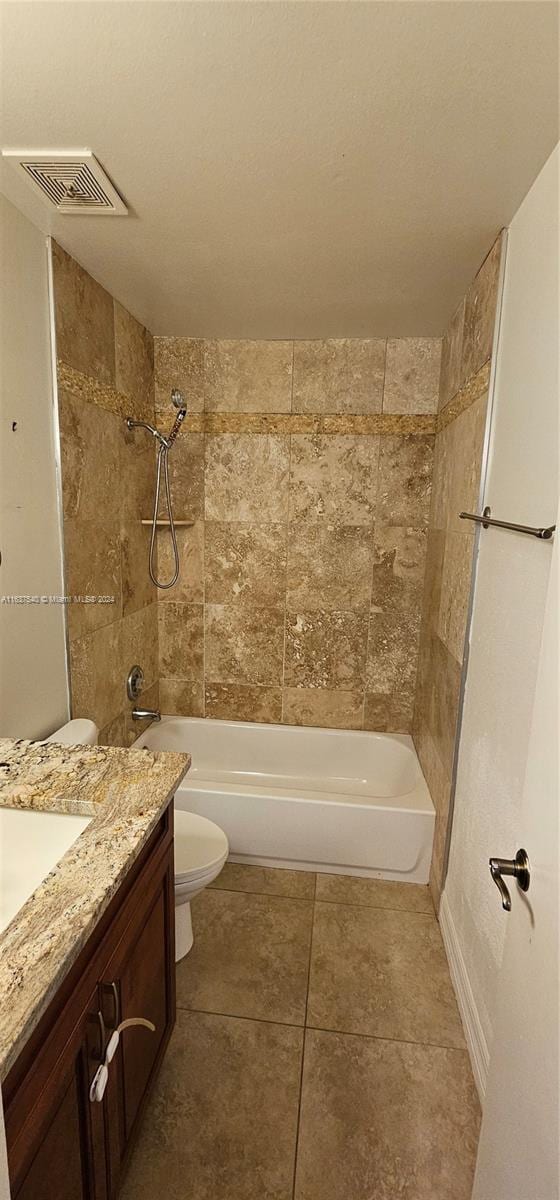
[1,2,558,338]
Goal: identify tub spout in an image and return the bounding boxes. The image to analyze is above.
[132,708,161,722]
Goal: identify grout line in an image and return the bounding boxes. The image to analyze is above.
[281,402,293,725]
[312,896,434,917]
[208,885,315,903]
[208,885,433,916]
[360,429,383,731]
[290,867,316,1200]
[304,1022,469,1055]
[175,1002,305,1031]
[380,336,388,413]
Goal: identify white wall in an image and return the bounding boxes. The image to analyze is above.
[442,146,559,1092]
[0,196,69,738]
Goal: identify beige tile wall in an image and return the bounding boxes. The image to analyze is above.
[413,233,504,907]
[153,336,442,732]
[52,243,159,747]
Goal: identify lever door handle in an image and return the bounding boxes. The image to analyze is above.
[489,849,530,911]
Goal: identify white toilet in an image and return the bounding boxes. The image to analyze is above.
[173,811,229,961]
[44,719,229,963]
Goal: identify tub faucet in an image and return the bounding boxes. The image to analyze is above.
[131,707,161,722]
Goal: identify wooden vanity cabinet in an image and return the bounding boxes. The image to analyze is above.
[4,804,176,1200]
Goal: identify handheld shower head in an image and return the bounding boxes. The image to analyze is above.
[167,405,186,447]
[171,388,185,409]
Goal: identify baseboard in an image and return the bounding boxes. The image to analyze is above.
[439,891,490,1102]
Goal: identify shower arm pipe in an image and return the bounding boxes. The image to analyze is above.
[126,417,171,449]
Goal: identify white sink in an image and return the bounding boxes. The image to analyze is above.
[0,807,91,933]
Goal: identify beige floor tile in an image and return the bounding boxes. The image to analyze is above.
[307,902,465,1046]
[120,1010,303,1200]
[315,872,433,912]
[209,861,316,898]
[294,1028,480,1200]
[177,889,313,1024]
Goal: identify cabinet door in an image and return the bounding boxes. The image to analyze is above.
[101,848,175,1194]
[9,998,108,1200]
[15,1072,87,1200]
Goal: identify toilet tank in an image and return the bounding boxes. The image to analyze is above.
[43,718,99,746]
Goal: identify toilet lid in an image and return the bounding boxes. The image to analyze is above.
[174,810,229,878]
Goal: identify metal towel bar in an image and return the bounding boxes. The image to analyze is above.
[459,506,555,540]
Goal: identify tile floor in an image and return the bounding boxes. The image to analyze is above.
[120,864,481,1200]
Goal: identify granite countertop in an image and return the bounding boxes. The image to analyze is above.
[0,737,190,1081]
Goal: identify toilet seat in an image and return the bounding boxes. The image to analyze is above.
[174,810,229,884]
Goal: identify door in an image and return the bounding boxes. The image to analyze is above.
[472,512,559,1198]
[441,146,558,1197]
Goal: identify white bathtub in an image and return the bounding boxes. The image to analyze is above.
[133,717,435,883]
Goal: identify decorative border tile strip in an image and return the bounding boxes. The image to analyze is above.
[182,411,437,436]
[62,350,489,439]
[437,360,491,434]
[57,360,153,423]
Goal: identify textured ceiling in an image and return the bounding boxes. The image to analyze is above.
[0,1,558,337]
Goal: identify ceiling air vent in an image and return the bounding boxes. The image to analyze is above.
[2,149,128,215]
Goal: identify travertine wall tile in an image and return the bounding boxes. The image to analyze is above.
[159,678,204,717]
[285,611,368,690]
[286,524,374,611]
[366,610,420,695]
[121,522,156,616]
[69,622,122,730]
[54,247,159,748]
[383,339,441,415]
[204,340,293,413]
[63,517,121,639]
[363,692,415,734]
[205,522,286,606]
[462,234,503,382]
[283,688,364,730]
[114,302,154,413]
[446,393,488,534]
[205,683,283,724]
[156,338,461,731]
[289,435,379,525]
[154,337,204,414]
[121,603,159,694]
[438,534,475,664]
[98,712,127,748]
[158,522,205,605]
[418,529,445,636]
[439,299,465,410]
[159,432,205,521]
[158,603,203,680]
[377,435,434,527]
[205,605,284,686]
[58,391,121,525]
[52,242,115,386]
[292,340,386,414]
[121,422,157,521]
[370,527,427,616]
[205,433,290,522]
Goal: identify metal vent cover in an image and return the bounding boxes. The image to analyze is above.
[2,149,127,215]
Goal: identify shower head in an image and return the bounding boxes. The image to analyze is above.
[171,388,185,410]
